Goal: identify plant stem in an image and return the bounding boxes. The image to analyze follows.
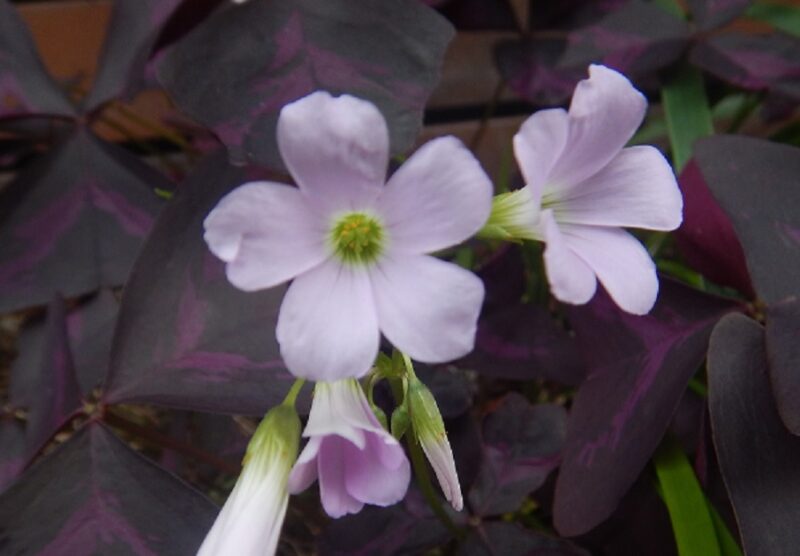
[282,378,305,407]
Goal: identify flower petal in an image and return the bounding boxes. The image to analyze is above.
[303,380,382,446]
[277,91,388,213]
[550,146,683,230]
[276,259,379,380]
[377,136,493,254]
[344,432,410,506]
[547,65,647,189]
[318,436,365,518]
[513,108,569,206]
[421,439,463,511]
[203,181,328,291]
[287,437,321,494]
[562,225,658,315]
[371,254,484,363]
[541,210,597,306]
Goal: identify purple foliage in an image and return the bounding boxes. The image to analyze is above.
[0,422,217,554]
[691,33,800,102]
[694,135,800,305]
[552,281,739,535]
[156,0,454,168]
[673,160,754,297]
[0,0,75,119]
[468,393,566,516]
[104,153,301,414]
[708,314,800,555]
[687,0,752,30]
[0,128,166,312]
[765,299,800,435]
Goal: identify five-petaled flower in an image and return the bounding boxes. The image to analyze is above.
[485,64,683,314]
[204,91,493,381]
[287,378,411,517]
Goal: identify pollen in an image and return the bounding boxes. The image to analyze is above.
[330,212,385,265]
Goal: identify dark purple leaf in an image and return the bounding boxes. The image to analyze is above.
[0,421,25,493]
[552,280,738,536]
[690,33,800,101]
[469,393,566,517]
[415,365,473,418]
[765,298,800,434]
[156,0,453,168]
[578,472,678,556]
[673,159,754,297]
[0,0,75,119]
[84,0,185,111]
[318,488,454,556]
[708,313,800,556]
[459,522,589,556]
[560,2,690,76]
[527,0,628,31]
[0,422,217,554]
[104,153,302,414]
[11,290,119,399]
[9,296,83,471]
[687,0,752,30]
[495,38,587,106]
[694,135,800,305]
[463,301,586,384]
[0,127,166,312]
[437,0,518,31]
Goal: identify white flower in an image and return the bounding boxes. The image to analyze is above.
[197,405,300,556]
[204,91,493,380]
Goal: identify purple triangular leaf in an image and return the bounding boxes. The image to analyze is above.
[0,0,75,119]
[11,291,119,400]
[155,0,454,168]
[9,295,83,471]
[0,421,25,493]
[104,153,299,414]
[765,298,800,435]
[459,522,590,556]
[0,127,167,312]
[468,393,566,517]
[0,422,217,554]
[552,280,738,536]
[687,0,752,30]
[560,2,690,77]
[708,313,800,555]
[673,159,754,297]
[694,135,800,305]
[437,0,518,31]
[690,33,800,102]
[84,0,185,111]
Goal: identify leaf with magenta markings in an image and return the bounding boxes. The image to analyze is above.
[552,280,738,536]
[156,0,453,168]
[83,0,185,111]
[690,33,800,102]
[0,422,217,555]
[104,153,299,415]
[0,128,166,312]
[0,0,75,119]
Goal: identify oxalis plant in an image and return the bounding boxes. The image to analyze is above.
[0,0,799,555]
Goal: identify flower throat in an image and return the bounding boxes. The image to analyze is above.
[330,212,385,264]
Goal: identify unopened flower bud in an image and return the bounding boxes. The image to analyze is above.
[198,404,301,556]
[407,377,463,511]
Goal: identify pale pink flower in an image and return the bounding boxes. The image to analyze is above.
[287,379,410,518]
[492,65,683,314]
[204,92,492,380]
[197,405,300,556]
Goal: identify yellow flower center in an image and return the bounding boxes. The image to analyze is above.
[330,212,385,265]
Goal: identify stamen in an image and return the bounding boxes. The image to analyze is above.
[330,212,385,265]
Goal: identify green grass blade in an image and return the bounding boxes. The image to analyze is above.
[661,65,714,172]
[654,436,721,556]
[708,501,744,556]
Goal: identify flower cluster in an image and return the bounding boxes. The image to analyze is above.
[199,65,682,554]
